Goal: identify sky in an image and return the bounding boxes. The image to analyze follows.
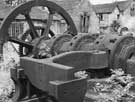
[90,0,127,4]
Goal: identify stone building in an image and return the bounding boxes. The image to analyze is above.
[93,2,120,28]
[93,0,134,29]
[50,0,99,34]
[117,0,134,16]
[70,0,99,34]
[117,0,135,31]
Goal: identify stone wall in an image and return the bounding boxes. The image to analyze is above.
[68,0,99,34]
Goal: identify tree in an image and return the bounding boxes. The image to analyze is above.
[4,0,27,6]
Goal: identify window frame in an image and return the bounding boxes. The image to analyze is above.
[80,12,90,33]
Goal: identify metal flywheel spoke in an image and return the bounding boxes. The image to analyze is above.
[9,37,34,48]
[24,13,39,39]
[43,12,54,38]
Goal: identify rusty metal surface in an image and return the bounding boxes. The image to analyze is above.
[127,59,135,76]
[21,57,73,92]
[93,34,120,51]
[68,33,97,51]
[52,51,108,69]
[30,34,73,58]
[93,34,135,69]
[118,44,135,71]
[49,78,87,102]
[49,34,73,56]
[47,34,73,56]
[20,51,108,92]
[110,35,135,69]
[16,78,87,102]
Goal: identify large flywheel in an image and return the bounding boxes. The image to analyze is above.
[0,0,77,56]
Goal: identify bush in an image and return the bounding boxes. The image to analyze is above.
[110,20,121,33]
[92,69,135,102]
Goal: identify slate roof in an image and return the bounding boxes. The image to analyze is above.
[93,3,116,14]
[117,0,132,12]
[93,0,132,14]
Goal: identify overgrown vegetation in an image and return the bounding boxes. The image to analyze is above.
[86,69,135,102]
[110,20,121,33]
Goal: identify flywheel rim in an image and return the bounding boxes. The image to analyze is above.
[110,35,135,69]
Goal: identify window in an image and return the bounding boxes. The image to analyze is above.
[131,7,134,11]
[130,4,135,16]
[117,14,120,19]
[9,22,24,38]
[98,14,103,21]
[80,12,90,33]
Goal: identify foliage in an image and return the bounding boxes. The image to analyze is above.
[110,20,121,33]
[74,71,88,78]
[4,0,27,6]
[92,69,135,102]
